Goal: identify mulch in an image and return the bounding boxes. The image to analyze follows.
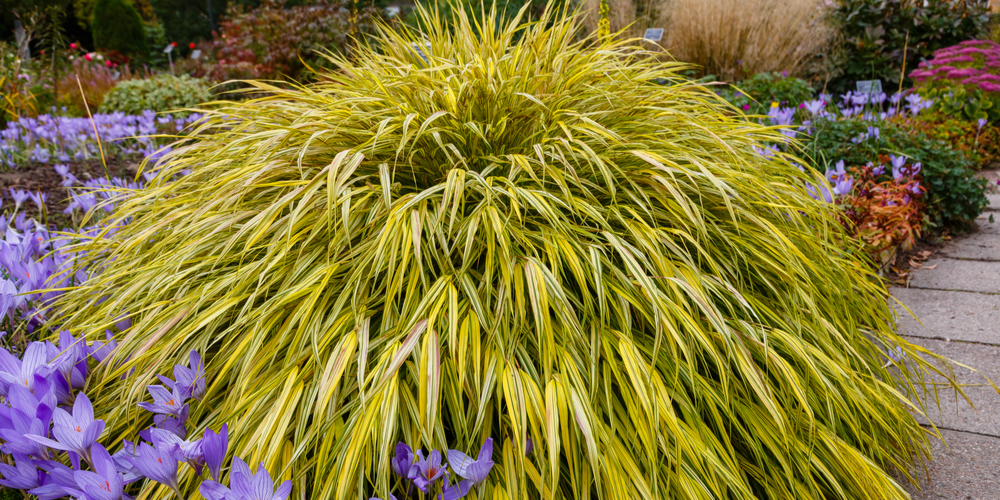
[0,159,141,230]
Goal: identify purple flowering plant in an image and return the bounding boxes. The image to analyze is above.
[0,112,202,170]
[0,332,287,500]
[371,439,495,500]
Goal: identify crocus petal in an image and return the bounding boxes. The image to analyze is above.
[200,481,236,500]
[271,480,292,500]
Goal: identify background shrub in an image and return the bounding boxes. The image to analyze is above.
[829,0,993,94]
[717,72,814,115]
[91,0,149,60]
[56,5,952,500]
[98,74,211,116]
[56,57,137,115]
[182,0,376,83]
[805,117,989,231]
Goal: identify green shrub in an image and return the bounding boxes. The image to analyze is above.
[829,0,993,94]
[805,117,989,231]
[718,71,814,115]
[98,74,211,115]
[55,5,957,500]
[91,0,150,60]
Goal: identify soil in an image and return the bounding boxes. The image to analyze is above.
[0,158,140,229]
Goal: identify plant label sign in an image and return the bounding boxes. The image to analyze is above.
[411,42,431,64]
[191,50,202,60]
[856,80,882,96]
[643,28,664,42]
[163,43,174,54]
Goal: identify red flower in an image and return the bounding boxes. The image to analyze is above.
[189,43,196,49]
[105,60,112,67]
[70,43,78,50]
[172,42,178,47]
[84,53,93,61]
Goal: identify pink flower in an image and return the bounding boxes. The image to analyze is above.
[947,68,980,79]
[84,53,92,61]
[69,43,77,50]
[935,56,976,65]
[979,81,1000,92]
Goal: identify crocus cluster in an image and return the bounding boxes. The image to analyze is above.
[0,334,290,500]
[373,439,495,500]
[0,111,201,169]
[0,175,146,333]
[808,155,923,206]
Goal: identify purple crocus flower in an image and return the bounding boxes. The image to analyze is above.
[26,191,48,210]
[198,458,292,500]
[825,160,846,181]
[413,450,447,493]
[9,189,29,208]
[27,392,105,463]
[872,164,886,176]
[54,164,70,177]
[806,183,833,203]
[126,441,181,496]
[0,408,51,458]
[832,177,853,196]
[391,443,417,480]
[137,384,188,418]
[203,424,228,480]
[73,444,124,500]
[173,350,206,401]
[802,99,825,115]
[0,342,48,395]
[110,440,143,484]
[149,427,205,475]
[31,460,84,500]
[447,438,495,486]
[440,477,473,500]
[979,118,988,130]
[0,453,43,489]
[890,155,908,180]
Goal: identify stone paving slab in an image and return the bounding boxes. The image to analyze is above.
[905,338,1000,438]
[898,429,1000,500]
[908,258,1000,293]
[892,288,1000,344]
[987,193,999,212]
[937,233,1000,261]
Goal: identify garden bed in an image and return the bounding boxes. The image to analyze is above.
[0,158,140,227]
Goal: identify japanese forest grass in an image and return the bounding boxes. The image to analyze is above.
[52,4,961,500]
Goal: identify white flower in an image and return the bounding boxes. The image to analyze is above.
[96,54,104,60]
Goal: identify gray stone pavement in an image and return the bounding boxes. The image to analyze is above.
[894,190,1000,500]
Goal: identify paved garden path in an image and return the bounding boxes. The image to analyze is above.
[895,187,1000,500]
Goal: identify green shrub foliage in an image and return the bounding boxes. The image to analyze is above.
[98,74,211,116]
[717,72,814,115]
[830,0,993,94]
[55,4,959,500]
[91,0,150,59]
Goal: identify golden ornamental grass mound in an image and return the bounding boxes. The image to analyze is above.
[54,4,955,500]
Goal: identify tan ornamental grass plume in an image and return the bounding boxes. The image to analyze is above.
[656,0,835,80]
[51,2,965,500]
